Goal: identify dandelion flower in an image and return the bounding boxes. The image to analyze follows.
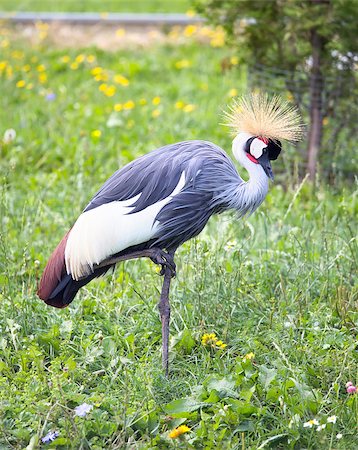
[175,59,191,69]
[86,54,96,63]
[123,100,135,110]
[16,80,26,88]
[91,130,102,138]
[36,64,46,72]
[183,104,196,113]
[116,28,126,37]
[152,96,161,106]
[175,100,185,109]
[74,403,93,417]
[243,352,255,361]
[152,109,161,118]
[114,74,129,86]
[184,25,197,37]
[169,424,190,439]
[114,103,123,112]
[230,56,239,65]
[228,88,238,97]
[139,98,147,106]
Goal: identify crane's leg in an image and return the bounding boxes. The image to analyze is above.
[95,247,176,376]
[158,248,176,377]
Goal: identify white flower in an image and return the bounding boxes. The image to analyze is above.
[317,424,326,431]
[303,418,319,428]
[3,128,16,143]
[336,433,343,440]
[74,402,93,417]
[327,415,337,424]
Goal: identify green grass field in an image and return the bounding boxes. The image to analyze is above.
[0,0,191,13]
[0,25,357,449]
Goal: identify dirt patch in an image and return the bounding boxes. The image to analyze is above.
[6,22,194,49]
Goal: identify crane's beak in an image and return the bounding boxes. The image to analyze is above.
[258,152,274,181]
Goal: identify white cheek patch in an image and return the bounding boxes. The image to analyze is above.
[250,138,267,159]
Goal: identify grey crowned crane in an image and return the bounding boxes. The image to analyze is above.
[38,93,303,375]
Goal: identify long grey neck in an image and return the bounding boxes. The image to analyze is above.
[225,164,269,217]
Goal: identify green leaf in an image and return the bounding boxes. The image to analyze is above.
[165,398,208,414]
[206,377,238,399]
[235,420,254,432]
[258,365,277,389]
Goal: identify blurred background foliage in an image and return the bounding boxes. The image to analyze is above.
[194,0,358,183]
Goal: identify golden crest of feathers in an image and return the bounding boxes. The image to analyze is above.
[224,92,305,142]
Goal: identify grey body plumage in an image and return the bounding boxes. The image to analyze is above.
[85,140,264,252]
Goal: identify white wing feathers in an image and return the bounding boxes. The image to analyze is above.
[65,172,186,280]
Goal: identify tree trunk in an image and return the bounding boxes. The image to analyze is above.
[307,28,324,181]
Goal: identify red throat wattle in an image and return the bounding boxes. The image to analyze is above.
[247,153,259,164]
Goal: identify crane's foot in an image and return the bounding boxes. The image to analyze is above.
[150,248,176,278]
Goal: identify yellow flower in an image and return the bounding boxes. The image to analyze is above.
[99,83,108,92]
[322,117,329,126]
[183,104,196,113]
[210,27,225,47]
[184,25,197,37]
[201,333,217,345]
[186,9,196,18]
[91,66,103,76]
[139,98,147,106]
[243,352,255,361]
[123,100,135,110]
[70,62,79,70]
[38,73,47,84]
[230,56,239,65]
[104,85,116,97]
[91,130,102,138]
[114,103,123,112]
[75,54,85,63]
[114,74,129,86]
[175,59,191,69]
[61,55,70,63]
[228,88,238,97]
[175,100,185,109]
[202,333,227,349]
[22,64,31,72]
[169,425,190,439]
[152,96,161,106]
[36,64,46,72]
[152,109,161,118]
[116,28,126,37]
[0,61,7,72]
[1,39,9,48]
[86,54,96,63]
[16,80,26,88]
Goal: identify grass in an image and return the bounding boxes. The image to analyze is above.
[0,0,191,13]
[0,25,357,449]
